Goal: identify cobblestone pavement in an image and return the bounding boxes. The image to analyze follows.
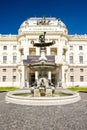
[0,92,87,130]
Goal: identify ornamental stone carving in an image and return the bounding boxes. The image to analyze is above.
[37,17,50,25]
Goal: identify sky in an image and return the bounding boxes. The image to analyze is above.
[0,0,87,34]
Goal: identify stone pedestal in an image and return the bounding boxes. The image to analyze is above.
[34,89,40,97]
[39,87,46,96]
[46,89,52,97]
[34,88,53,97]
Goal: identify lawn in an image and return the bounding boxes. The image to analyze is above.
[68,87,87,92]
[0,87,19,92]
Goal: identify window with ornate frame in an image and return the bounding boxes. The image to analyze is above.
[13,56,17,63]
[70,76,74,82]
[80,76,84,82]
[3,46,7,50]
[79,56,83,63]
[29,48,36,55]
[3,56,7,63]
[13,76,16,82]
[13,45,17,50]
[79,46,83,50]
[50,48,57,55]
[69,56,73,63]
[2,76,6,82]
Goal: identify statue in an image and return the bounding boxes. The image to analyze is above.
[37,17,50,25]
[39,32,46,43]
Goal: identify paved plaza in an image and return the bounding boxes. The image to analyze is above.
[0,92,87,130]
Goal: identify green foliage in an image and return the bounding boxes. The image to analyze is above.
[0,87,19,91]
[68,87,87,92]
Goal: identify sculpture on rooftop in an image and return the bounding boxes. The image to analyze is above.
[37,17,50,25]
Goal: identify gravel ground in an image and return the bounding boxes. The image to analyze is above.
[0,92,87,130]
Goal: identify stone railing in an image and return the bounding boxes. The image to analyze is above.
[0,34,17,40]
[69,34,87,40]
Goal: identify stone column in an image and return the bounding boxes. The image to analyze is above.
[58,66,62,87]
[61,65,66,88]
[56,68,59,87]
[36,47,40,55]
[48,71,51,80]
[47,47,50,55]
[35,71,38,81]
[21,65,25,88]
[64,66,69,87]
[25,66,29,87]
[21,65,30,88]
[18,69,22,88]
[27,68,29,87]
[57,65,65,88]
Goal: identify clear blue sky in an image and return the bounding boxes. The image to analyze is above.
[0,0,87,34]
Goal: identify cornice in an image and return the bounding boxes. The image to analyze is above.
[69,64,87,67]
[17,32,69,40]
[69,34,87,41]
[0,34,17,41]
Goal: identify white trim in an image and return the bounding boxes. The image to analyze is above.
[66,82,87,87]
[0,82,20,87]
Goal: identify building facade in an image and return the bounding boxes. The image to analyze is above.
[0,17,87,88]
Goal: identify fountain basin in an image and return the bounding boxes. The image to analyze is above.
[5,89,81,106]
[29,62,57,71]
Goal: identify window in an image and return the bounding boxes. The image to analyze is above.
[3,69,6,72]
[80,68,84,72]
[80,76,84,82]
[79,46,83,50]
[29,48,36,55]
[13,45,16,50]
[3,56,7,63]
[79,56,83,63]
[70,76,74,82]
[13,69,16,72]
[69,56,73,63]
[50,48,57,55]
[3,46,7,50]
[70,45,73,50]
[2,76,6,82]
[13,76,16,82]
[13,56,17,63]
[70,68,73,72]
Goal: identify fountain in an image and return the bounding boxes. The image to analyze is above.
[29,32,56,97]
[5,32,81,106]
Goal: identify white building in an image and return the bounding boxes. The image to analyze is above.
[0,17,87,88]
